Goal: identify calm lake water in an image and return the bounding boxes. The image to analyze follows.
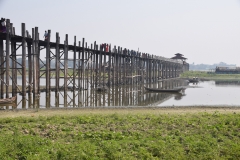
[1,79,240,109]
[159,80,240,106]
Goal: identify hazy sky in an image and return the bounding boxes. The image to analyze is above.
[0,0,240,65]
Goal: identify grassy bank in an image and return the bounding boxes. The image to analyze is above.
[180,71,240,80]
[0,108,240,159]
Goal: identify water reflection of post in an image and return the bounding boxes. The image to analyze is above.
[85,43,88,90]
[90,44,93,87]
[64,93,67,108]
[55,92,59,108]
[46,93,50,108]
[111,86,114,106]
[130,85,133,106]
[107,88,110,107]
[28,93,32,109]
[118,86,121,107]
[86,89,89,107]
[11,40,17,97]
[78,91,83,107]
[94,89,98,107]
[89,88,93,107]
[22,96,26,109]
[72,91,76,108]
[33,95,39,109]
[103,89,106,107]
[0,39,3,98]
[124,86,128,106]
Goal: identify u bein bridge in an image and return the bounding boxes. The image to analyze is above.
[0,19,189,100]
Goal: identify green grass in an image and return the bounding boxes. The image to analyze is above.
[0,112,240,159]
[180,71,240,80]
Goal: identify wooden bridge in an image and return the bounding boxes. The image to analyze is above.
[0,19,189,98]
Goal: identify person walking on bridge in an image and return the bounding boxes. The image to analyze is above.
[43,30,48,41]
[0,18,6,33]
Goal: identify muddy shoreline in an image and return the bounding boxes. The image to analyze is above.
[1,106,240,118]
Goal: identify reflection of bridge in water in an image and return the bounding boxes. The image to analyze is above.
[0,79,188,109]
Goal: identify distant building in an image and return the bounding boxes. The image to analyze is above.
[215,66,240,74]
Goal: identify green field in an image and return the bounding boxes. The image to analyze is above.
[0,109,240,159]
[180,71,240,80]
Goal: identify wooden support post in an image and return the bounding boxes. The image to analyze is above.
[117,46,120,85]
[142,57,145,84]
[21,23,27,98]
[64,34,68,93]
[0,39,3,98]
[153,57,155,82]
[103,48,106,86]
[162,62,165,79]
[168,63,170,79]
[95,45,99,87]
[32,28,37,95]
[27,42,32,93]
[164,62,166,79]
[32,28,35,94]
[85,42,87,89]
[108,45,111,86]
[73,36,76,91]
[146,55,149,84]
[155,60,157,81]
[169,63,171,78]
[150,57,153,83]
[78,41,81,91]
[113,46,116,85]
[77,41,81,103]
[93,42,97,87]
[46,30,51,95]
[81,38,85,89]
[5,19,10,98]
[87,46,90,89]
[90,44,93,87]
[36,30,40,94]
[99,44,102,86]
[55,32,60,92]
[167,63,169,78]
[11,41,17,96]
[157,60,160,80]
[123,48,126,84]
[155,59,157,81]
[136,52,139,83]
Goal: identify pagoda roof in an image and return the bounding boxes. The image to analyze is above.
[174,53,184,56]
[171,53,187,60]
[171,56,187,60]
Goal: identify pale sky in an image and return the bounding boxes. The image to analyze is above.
[0,0,240,65]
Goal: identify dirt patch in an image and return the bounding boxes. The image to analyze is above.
[0,106,240,118]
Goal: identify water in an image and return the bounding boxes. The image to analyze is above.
[159,80,240,106]
[1,79,240,109]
